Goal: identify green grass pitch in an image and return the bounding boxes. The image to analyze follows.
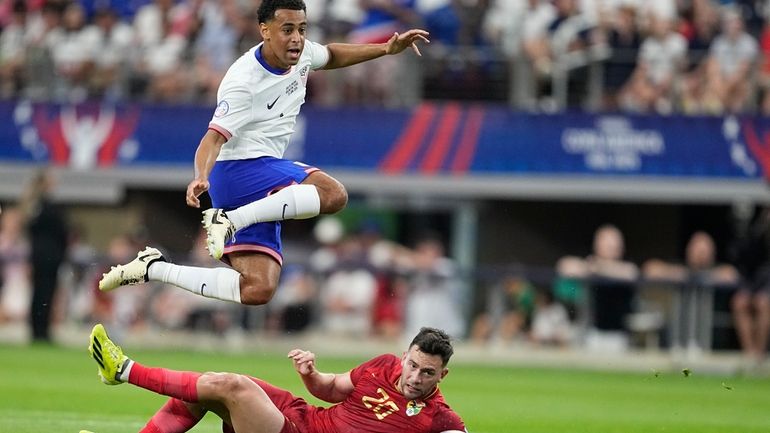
[1,343,769,433]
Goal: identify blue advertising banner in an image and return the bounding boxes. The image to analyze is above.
[0,100,766,180]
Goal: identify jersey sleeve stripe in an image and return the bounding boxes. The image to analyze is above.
[208,123,232,140]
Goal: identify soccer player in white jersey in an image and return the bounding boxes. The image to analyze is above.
[99,0,429,306]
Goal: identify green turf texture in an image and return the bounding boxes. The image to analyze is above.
[1,343,769,433]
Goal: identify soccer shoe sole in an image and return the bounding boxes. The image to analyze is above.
[202,209,233,260]
[98,247,163,292]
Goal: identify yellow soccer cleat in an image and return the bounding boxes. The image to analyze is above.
[80,430,95,433]
[88,324,130,385]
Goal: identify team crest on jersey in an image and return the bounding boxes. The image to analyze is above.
[214,100,230,117]
[406,400,425,417]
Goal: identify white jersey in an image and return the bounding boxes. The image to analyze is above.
[208,40,330,161]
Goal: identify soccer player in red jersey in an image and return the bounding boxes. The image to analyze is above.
[85,325,467,433]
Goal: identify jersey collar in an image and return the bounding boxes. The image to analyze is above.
[255,44,290,75]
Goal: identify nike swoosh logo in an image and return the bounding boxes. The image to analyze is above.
[138,254,153,262]
[211,211,224,225]
[281,203,288,219]
[267,95,280,110]
[200,283,207,296]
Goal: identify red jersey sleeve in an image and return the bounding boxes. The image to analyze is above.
[349,354,399,385]
[430,406,466,433]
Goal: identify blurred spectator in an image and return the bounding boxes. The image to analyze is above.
[644,231,740,352]
[618,13,686,114]
[557,224,638,350]
[523,0,587,79]
[60,223,99,324]
[529,287,572,346]
[83,6,134,101]
[597,5,641,110]
[422,0,489,47]
[678,0,719,112]
[190,0,240,102]
[0,206,30,323]
[132,0,192,101]
[758,13,770,115]
[403,234,466,339]
[232,2,263,55]
[266,264,317,334]
[470,274,534,345]
[0,0,28,98]
[491,0,556,107]
[357,220,410,340]
[319,236,377,337]
[483,0,530,59]
[342,0,422,106]
[681,0,719,72]
[22,1,63,100]
[371,274,407,340]
[49,2,97,102]
[644,231,740,286]
[19,169,69,343]
[730,207,770,364]
[683,8,758,114]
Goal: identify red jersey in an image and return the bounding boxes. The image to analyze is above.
[307,354,466,433]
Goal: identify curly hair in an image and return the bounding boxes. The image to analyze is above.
[409,327,454,366]
[257,0,306,24]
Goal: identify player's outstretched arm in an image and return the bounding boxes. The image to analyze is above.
[322,29,430,70]
[186,129,227,208]
[288,349,354,403]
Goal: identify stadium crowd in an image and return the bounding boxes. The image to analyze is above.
[2,192,770,368]
[1,0,770,369]
[2,0,770,113]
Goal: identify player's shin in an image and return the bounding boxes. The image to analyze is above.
[128,363,201,403]
[148,262,242,303]
[140,399,203,433]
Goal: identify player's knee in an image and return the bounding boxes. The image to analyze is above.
[240,278,278,305]
[208,373,254,400]
[330,183,348,213]
[319,180,348,214]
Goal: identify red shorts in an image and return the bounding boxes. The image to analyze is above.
[220,376,312,433]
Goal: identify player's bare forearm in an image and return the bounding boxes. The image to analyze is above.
[194,129,226,179]
[301,371,352,403]
[323,43,387,69]
[323,29,429,70]
[186,129,226,207]
[289,349,354,403]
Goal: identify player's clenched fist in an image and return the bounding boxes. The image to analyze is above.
[186,178,209,208]
[288,349,317,376]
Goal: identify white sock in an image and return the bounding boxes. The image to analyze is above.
[148,262,242,303]
[226,184,320,231]
[119,359,134,383]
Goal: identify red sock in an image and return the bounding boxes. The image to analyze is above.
[140,398,202,433]
[128,363,201,402]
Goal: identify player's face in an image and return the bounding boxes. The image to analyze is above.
[399,346,448,400]
[260,9,307,70]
